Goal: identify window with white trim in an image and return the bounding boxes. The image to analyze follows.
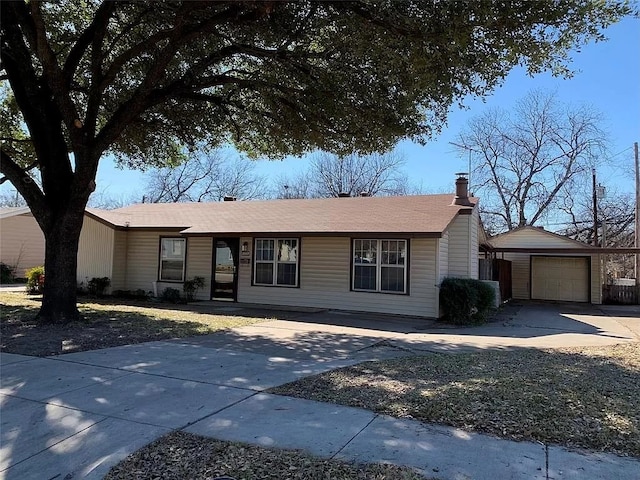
[353,239,407,293]
[159,238,186,281]
[254,238,299,286]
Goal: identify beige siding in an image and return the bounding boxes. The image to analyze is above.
[0,214,45,276]
[77,216,114,290]
[470,207,479,278]
[125,231,165,294]
[111,230,128,291]
[492,228,600,304]
[435,234,449,317]
[591,254,602,304]
[447,209,479,279]
[186,237,213,300]
[438,232,449,282]
[238,236,438,318]
[123,232,209,297]
[491,228,585,249]
[501,252,531,300]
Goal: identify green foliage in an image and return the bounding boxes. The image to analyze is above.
[0,263,14,284]
[25,266,45,294]
[439,278,496,325]
[183,276,205,302]
[87,277,111,297]
[160,287,182,304]
[2,1,632,169]
[112,289,150,300]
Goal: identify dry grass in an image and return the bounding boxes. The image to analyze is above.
[270,343,640,457]
[0,292,267,356]
[105,431,428,480]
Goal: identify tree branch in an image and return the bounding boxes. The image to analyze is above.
[0,149,47,223]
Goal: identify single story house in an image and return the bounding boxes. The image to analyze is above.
[486,226,602,304]
[0,206,45,276]
[75,177,479,318]
[0,177,480,317]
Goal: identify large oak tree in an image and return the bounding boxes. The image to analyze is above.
[0,1,631,324]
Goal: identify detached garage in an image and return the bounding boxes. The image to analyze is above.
[487,226,601,304]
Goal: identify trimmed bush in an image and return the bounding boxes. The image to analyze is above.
[0,263,14,284]
[25,266,45,294]
[160,287,182,303]
[112,289,150,300]
[183,276,205,302]
[439,277,496,325]
[88,277,111,297]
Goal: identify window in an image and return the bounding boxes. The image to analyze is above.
[159,238,186,281]
[353,239,407,293]
[254,238,299,286]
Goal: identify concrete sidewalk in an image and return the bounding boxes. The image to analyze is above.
[2,337,639,480]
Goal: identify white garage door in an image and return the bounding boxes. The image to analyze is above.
[531,256,589,302]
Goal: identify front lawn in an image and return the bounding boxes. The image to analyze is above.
[0,292,267,356]
[270,343,640,457]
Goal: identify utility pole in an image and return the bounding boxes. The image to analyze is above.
[635,142,639,282]
[592,168,598,247]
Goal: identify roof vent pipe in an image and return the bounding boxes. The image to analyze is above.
[453,173,472,206]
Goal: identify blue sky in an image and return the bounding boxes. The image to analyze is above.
[39,16,640,201]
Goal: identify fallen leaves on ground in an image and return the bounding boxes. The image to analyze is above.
[0,292,267,356]
[270,343,640,457]
[105,432,429,480]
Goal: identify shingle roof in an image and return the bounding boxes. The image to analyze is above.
[87,194,476,236]
[0,206,31,219]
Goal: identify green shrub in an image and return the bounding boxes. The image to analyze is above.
[439,277,496,325]
[88,277,111,297]
[25,266,45,294]
[183,276,205,302]
[113,289,150,300]
[0,263,14,283]
[160,287,182,303]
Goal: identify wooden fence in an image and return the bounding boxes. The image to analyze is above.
[602,284,640,305]
[479,258,512,301]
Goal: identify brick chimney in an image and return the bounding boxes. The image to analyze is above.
[453,173,472,206]
[223,196,237,201]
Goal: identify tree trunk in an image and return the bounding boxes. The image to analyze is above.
[37,209,85,325]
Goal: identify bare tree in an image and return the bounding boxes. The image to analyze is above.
[272,151,412,199]
[311,151,410,197]
[0,188,27,207]
[456,90,607,232]
[273,171,315,199]
[144,150,268,203]
[560,187,634,246]
[87,189,137,210]
[558,185,635,278]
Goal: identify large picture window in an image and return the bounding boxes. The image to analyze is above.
[254,238,299,287]
[353,239,407,293]
[159,238,186,281]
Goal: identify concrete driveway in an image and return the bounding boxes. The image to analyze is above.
[186,301,639,358]
[1,302,638,479]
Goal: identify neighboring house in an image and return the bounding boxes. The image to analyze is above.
[0,207,45,277]
[487,226,602,304]
[74,177,479,318]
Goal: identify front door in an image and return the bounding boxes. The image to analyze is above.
[212,238,239,301]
